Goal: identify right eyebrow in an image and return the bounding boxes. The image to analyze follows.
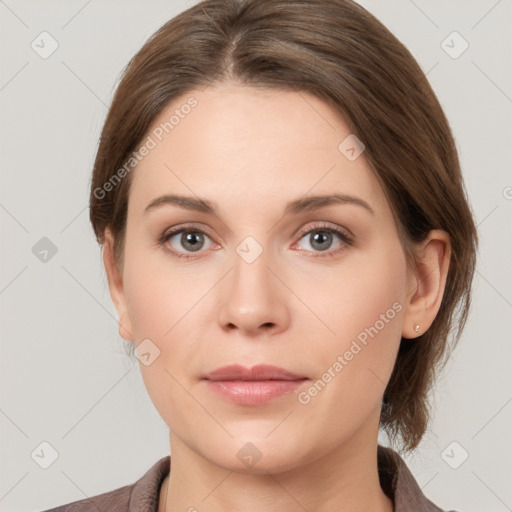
[144,194,216,215]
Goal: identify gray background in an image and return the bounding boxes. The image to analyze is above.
[0,1,511,511]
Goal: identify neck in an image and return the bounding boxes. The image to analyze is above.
[159,419,393,512]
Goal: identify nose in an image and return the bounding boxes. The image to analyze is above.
[217,249,290,336]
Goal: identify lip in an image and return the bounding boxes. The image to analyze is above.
[203,364,306,381]
[202,364,309,405]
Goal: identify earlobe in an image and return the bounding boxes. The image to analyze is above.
[401,229,451,339]
[103,229,134,342]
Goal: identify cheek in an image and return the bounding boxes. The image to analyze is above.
[122,240,199,340]
[121,253,204,433]
[303,240,407,354]
[295,241,407,408]
[120,239,214,401]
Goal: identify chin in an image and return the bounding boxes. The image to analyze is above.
[203,435,308,475]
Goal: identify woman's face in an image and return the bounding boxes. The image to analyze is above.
[111,83,417,472]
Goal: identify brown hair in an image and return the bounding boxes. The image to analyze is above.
[89,0,478,451]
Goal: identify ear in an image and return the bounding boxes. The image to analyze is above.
[401,229,451,339]
[103,228,134,342]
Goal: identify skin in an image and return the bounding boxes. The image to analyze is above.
[103,82,451,512]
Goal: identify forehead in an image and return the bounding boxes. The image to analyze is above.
[129,84,388,217]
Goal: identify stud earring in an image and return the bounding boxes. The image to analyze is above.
[414,324,420,333]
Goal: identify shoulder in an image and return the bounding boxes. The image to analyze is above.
[39,484,132,512]
[40,456,170,512]
[377,445,460,512]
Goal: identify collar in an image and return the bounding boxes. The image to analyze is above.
[378,445,445,511]
[129,446,446,511]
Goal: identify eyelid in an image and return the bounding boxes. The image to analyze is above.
[294,221,354,240]
[160,222,216,241]
[158,223,218,251]
[162,221,353,242]
[159,220,354,258]
[291,221,354,257]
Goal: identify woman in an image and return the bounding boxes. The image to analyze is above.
[43,0,477,510]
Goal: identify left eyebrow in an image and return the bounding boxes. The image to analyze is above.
[284,193,375,216]
[143,193,375,216]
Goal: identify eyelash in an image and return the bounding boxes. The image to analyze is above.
[158,222,354,260]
